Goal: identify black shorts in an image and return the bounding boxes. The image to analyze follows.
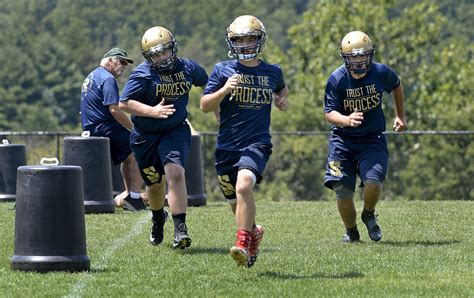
[88,123,131,165]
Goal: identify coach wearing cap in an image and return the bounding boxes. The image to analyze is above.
[80,47,147,211]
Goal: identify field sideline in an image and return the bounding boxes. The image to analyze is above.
[0,200,472,297]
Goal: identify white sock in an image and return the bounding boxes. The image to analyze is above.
[130,192,141,199]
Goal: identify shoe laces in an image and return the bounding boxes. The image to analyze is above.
[175,223,188,234]
[236,234,250,249]
[364,211,378,221]
[248,227,263,255]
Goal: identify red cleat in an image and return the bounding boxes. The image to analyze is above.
[230,229,250,266]
[247,225,264,268]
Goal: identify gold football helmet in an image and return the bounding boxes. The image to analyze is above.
[340,31,375,75]
[141,26,178,73]
[226,15,266,60]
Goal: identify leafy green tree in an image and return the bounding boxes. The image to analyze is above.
[398,36,474,200]
[12,103,60,131]
[0,0,71,130]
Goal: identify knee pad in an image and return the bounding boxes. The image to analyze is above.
[333,182,354,200]
[237,168,257,186]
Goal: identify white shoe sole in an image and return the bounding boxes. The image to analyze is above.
[230,246,248,266]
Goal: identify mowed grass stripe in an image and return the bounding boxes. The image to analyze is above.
[66,212,150,297]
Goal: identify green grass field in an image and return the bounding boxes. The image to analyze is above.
[0,200,472,297]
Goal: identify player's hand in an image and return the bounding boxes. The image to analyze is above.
[224,74,241,97]
[393,116,407,132]
[153,99,176,118]
[347,109,364,127]
[273,93,289,111]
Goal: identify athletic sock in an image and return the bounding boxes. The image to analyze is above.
[347,225,358,233]
[152,208,165,222]
[363,209,375,215]
[130,191,141,199]
[172,213,186,227]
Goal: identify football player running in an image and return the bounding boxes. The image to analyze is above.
[119,26,208,249]
[323,31,407,243]
[201,15,289,267]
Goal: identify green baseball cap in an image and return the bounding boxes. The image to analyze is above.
[103,47,134,64]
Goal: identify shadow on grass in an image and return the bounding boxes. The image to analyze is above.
[257,271,364,280]
[177,246,279,255]
[11,267,117,274]
[88,267,119,273]
[176,246,229,255]
[189,203,227,208]
[379,240,460,246]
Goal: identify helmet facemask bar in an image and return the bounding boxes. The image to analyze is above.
[340,48,375,75]
[226,30,266,60]
[143,41,178,73]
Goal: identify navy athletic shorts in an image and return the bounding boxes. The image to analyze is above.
[215,144,272,201]
[324,133,388,191]
[130,122,191,186]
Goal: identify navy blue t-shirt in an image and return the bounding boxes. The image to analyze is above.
[80,67,120,129]
[324,62,400,138]
[204,60,286,151]
[120,58,208,134]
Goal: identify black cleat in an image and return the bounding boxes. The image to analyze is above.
[342,228,361,243]
[173,223,192,249]
[361,210,382,242]
[123,195,147,211]
[150,209,169,245]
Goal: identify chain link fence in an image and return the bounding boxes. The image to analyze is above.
[1,131,473,201]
